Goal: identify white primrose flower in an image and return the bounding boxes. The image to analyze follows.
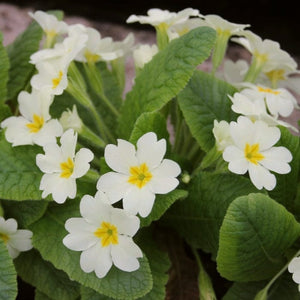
[36,129,94,204]
[288,256,300,291]
[212,120,233,151]
[59,105,83,133]
[222,116,292,191]
[133,44,158,69]
[1,89,62,146]
[0,217,33,259]
[126,8,200,28]
[97,132,181,217]
[28,10,68,44]
[63,191,142,278]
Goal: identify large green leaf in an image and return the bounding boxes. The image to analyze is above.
[30,199,153,299]
[0,32,9,103]
[178,70,237,152]
[162,171,258,259]
[6,20,43,101]
[268,127,300,212]
[0,241,17,300]
[117,27,216,139]
[217,193,300,282]
[14,250,80,300]
[1,200,48,228]
[0,132,42,200]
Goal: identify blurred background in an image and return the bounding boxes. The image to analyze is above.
[3,0,300,56]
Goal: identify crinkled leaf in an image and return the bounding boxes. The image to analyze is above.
[0,132,42,200]
[0,241,17,300]
[35,290,53,300]
[178,70,237,152]
[140,189,188,228]
[118,27,216,139]
[1,200,48,229]
[30,199,153,299]
[6,21,43,101]
[269,127,300,212]
[0,32,9,103]
[217,193,300,281]
[14,250,80,300]
[162,171,258,259]
[0,104,12,123]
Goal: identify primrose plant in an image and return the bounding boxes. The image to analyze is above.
[0,7,300,300]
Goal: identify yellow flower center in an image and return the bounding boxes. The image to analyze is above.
[84,50,100,63]
[60,157,74,178]
[26,114,44,133]
[257,86,280,95]
[244,143,265,165]
[94,221,118,247]
[265,69,286,85]
[0,233,9,244]
[52,70,63,89]
[253,51,269,64]
[45,30,57,38]
[128,163,152,188]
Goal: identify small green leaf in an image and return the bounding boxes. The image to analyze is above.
[0,32,9,103]
[217,193,300,281]
[30,199,153,299]
[0,241,17,300]
[178,70,237,152]
[118,27,216,139]
[6,20,43,101]
[140,189,188,228]
[35,290,53,300]
[163,171,258,259]
[0,132,42,200]
[15,250,80,300]
[1,200,48,228]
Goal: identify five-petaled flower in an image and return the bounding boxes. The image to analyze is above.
[36,129,94,203]
[97,132,181,217]
[0,217,33,259]
[63,191,143,278]
[222,116,292,190]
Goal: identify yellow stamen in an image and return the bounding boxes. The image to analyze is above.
[128,163,152,188]
[244,143,265,165]
[60,157,74,178]
[84,50,100,63]
[257,86,280,95]
[0,233,9,244]
[265,69,286,83]
[26,114,44,133]
[253,51,269,64]
[94,221,118,247]
[52,70,63,89]
[45,30,57,38]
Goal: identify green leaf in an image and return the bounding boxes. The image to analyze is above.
[35,290,53,300]
[217,193,300,281]
[0,132,42,200]
[0,241,17,300]
[141,189,188,228]
[30,199,153,299]
[129,112,169,145]
[14,250,80,300]
[1,200,48,228]
[178,70,237,152]
[80,286,113,300]
[118,26,216,139]
[0,32,9,103]
[268,127,300,212]
[6,20,43,101]
[0,104,12,123]
[162,172,258,259]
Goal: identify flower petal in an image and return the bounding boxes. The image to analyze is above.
[9,230,33,252]
[73,148,94,178]
[36,143,62,173]
[223,146,248,174]
[60,129,77,160]
[111,208,140,236]
[136,132,166,169]
[248,163,276,190]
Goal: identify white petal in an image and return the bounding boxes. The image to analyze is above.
[72,148,94,178]
[6,244,20,259]
[80,194,112,224]
[104,139,138,174]
[111,236,142,272]
[9,230,33,252]
[260,147,292,174]
[97,172,130,204]
[111,208,140,236]
[288,257,300,273]
[136,132,166,169]
[248,164,276,190]
[60,129,77,160]
[36,143,62,173]
[223,146,248,174]
[253,121,280,151]
[80,243,112,278]
[0,218,17,234]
